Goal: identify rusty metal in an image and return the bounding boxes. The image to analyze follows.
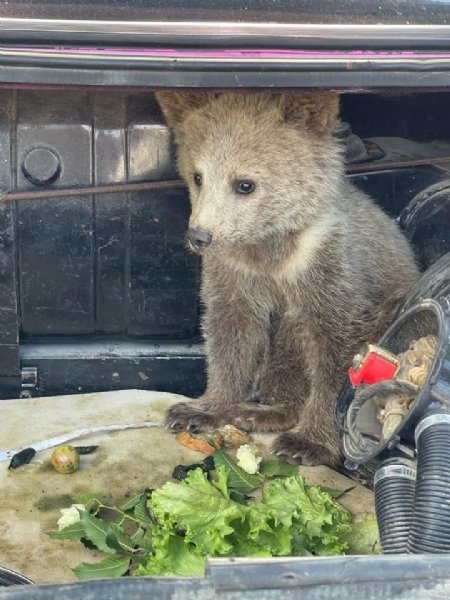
[0,178,186,202]
[346,155,450,174]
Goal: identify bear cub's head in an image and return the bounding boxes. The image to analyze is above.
[156,91,342,254]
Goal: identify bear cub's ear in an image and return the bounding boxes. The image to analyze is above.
[280,92,340,136]
[155,91,214,129]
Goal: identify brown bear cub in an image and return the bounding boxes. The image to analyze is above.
[156,91,419,466]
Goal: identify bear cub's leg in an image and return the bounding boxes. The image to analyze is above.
[232,311,342,466]
[165,275,273,432]
[233,315,309,432]
[272,319,350,466]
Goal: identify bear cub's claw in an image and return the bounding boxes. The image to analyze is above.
[272,431,340,467]
[165,401,224,433]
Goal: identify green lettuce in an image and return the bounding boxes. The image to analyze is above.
[135,533,206,577]
[246,476,350,557]
[50,456,368,580]
[136,468,351,576]
[151,467,243,555]
[341,514,381,555]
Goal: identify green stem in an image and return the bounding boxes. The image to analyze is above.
[89,501,147,528]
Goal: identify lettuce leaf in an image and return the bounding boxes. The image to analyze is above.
[135,533,206,577]
[52,457,360,580]
[341,514,381,555]
[150,467,243,556]
[254,477,350,555]
[136,467,242,576]
[137,469,351,576]
[244,476,350,557]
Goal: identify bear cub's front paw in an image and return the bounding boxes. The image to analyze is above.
[165,401,226,433]
[272,431,340,467]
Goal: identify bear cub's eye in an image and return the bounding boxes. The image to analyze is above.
[235,180,255,195]
[193,173,202,187]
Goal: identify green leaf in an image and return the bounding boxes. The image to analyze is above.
[213,450,261,493]
[300,483,351,555]
[342,514,381,555]
[53,465,356,579]
[131,528,145,545]
[150,467,243,555]
[134,495,154,525]
[229,490,249,505]
[48,522,86,542]
[135,534,205,577]
[80,511,116,554]
[246,476,351,557]
[120,494,144,512]
[74,556,130,580]
[105,523,138,554]
[140,530,153,553]
[259,459,298,478]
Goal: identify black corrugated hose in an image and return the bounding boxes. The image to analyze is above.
[408,412,450,553]
[374,411,450,554]
[374,456,416,554]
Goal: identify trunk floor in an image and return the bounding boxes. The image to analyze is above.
[0,390,374,583]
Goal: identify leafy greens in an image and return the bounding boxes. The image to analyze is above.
[48,452,374,580]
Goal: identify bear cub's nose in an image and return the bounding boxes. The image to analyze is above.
[187,227,213,253]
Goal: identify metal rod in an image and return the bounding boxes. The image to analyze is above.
[346,155,450,174]
[1,155,450,202]
[0,178,186,202]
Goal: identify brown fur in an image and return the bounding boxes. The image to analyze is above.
[156,91,419,466]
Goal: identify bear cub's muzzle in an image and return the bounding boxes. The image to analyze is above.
[186,227,213,253]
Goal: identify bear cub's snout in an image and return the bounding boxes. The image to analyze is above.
[186,227,213,254]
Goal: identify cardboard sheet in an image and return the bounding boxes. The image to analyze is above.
[0,390,374,583]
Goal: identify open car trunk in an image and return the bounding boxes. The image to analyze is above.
[1,1,450,598]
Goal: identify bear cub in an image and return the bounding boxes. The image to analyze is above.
[156,91,419,466]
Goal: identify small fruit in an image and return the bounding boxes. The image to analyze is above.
[51,445,80,474]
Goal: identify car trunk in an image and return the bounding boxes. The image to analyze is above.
[1,1,450,597]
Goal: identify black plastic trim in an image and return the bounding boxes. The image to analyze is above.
[1,64,450,89]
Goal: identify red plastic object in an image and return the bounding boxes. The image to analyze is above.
[349,346,398,386]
